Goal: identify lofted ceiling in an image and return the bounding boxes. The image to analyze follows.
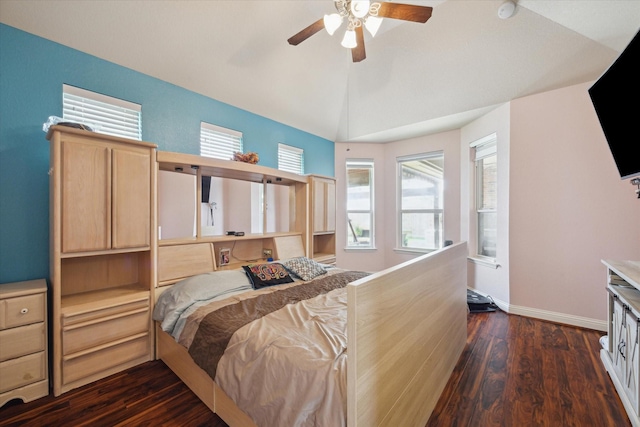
[1,0,639,143]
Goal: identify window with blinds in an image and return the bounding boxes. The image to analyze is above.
[278,143,304,174]
[62,84,141,140]
[200,122,243,161]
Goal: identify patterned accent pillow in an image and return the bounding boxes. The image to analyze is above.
[282,257,327,281]
[242,263,294,289]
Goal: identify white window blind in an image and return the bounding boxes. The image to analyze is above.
[200,122,243,160]
[278,143,304,174]
[62,84,141,140]
[471,133,497,161]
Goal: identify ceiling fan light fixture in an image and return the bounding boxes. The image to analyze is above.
[498,0,516,19]
[324,13,343,35]
[341,29,357,48]
[364,16,382,37]
[350,0,371,19]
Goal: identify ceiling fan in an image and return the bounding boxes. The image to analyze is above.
[287,0,433,63]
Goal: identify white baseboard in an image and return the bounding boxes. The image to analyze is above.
[469,289,608,332]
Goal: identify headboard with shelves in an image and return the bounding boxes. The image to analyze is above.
[156,151,310,280]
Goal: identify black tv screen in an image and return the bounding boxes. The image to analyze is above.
[588,29,640,180]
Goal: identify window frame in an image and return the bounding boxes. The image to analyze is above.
[346,159,375,249]
[471,133,497,261]
[200,122,243,161]
[396,152,444,252]
[62,84,142,140]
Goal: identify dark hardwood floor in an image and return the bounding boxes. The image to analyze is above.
[0,310,629,427]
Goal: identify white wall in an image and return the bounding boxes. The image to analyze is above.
[158,171,196,240]
[507,81,639,327]
[461,104,511,307]
[335,80,640,329]
[335,130,461,272]
[335,143,387,271]
[382,131,462,267]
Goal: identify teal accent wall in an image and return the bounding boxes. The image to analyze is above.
[0,24,334,284]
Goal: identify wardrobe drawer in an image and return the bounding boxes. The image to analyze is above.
[0,322,46,362]
[62,298,148,326]
[62,334,149,385]
[1,293,45,330]
[63,307,149,355]
[0,351,46,393]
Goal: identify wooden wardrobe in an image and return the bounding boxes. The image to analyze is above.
[47,126,157,396]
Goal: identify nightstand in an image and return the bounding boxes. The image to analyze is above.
[0,279,48,407]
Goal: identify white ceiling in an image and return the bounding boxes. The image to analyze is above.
[1,0,639,143]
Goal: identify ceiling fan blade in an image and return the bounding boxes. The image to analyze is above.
[288,18,325,46]
[377,2,433,23]
[352,26,366,62]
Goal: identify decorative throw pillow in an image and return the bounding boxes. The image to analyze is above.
[242,263,294,289]
[282,257,327,281]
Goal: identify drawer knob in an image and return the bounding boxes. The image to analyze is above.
[20,308,29,314]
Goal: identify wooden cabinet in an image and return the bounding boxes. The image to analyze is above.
[308,175,336,264]
[59,134,151,252]
[48,126,157,396]
[311,175,335,234]
[602,260,640,426]
[0,279,48,407]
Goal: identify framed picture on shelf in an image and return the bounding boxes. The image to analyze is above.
[219,248,231,266]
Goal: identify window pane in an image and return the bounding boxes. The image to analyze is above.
[347,213,371,246]
[347,167,371,211]
[478,212,497,257]
[398,153,444,251]
[347,160,374,249]
[401,212,442,250]
[478,155,497,210]
[400,159,443,210]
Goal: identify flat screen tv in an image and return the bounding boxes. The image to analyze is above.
[588,29,640,180]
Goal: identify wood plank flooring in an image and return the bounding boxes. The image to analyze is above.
[427,310,629,427]
[0,310,629,427]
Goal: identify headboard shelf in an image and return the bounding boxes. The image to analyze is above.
[157,236,307,286]
[157,151,308,186]
[158,231,303,247]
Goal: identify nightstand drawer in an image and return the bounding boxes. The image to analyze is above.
[63,307,149,355]
[0,322,46,362]
[62,333,149,385]
[1,293,45,329]
[0,351,46,393]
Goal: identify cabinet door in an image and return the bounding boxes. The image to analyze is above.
[112,148,151,249]
[613,299,626,380]
[624,312,639,413]
[325,180,336,233]
[313,178,336,233]
[61,139,110,253]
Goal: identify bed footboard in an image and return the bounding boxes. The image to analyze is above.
[156,324,257,426]
[347,241,468,427]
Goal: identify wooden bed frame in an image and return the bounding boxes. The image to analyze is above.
[154,240,468,427]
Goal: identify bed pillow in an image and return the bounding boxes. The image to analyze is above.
[282,257,327,281]
[153,269,253,334]
[242,262,294,289]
